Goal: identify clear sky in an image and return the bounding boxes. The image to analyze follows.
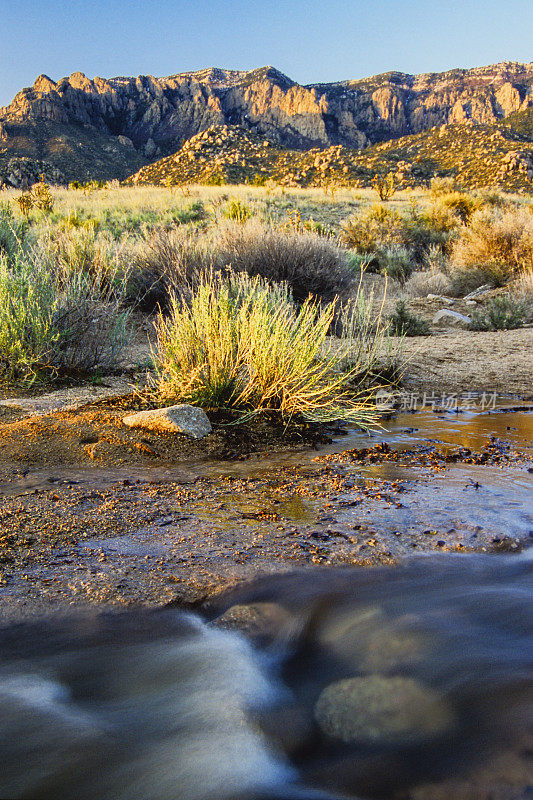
[1,0,532,107]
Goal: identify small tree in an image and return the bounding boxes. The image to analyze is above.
[30,181,54,213]
[372,171,397,202]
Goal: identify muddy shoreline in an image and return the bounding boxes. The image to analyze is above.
[0,397,531,622]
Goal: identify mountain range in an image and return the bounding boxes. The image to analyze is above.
[1,61,533,187]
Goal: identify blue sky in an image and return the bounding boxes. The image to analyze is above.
[1,0,532,107]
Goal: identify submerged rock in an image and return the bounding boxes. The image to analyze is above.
[314,675,454,745]
[212,602,294,640]
[122,404,212,438]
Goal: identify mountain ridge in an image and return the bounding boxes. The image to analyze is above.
[1,60,533,187]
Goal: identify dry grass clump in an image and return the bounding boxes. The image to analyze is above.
[154,273,383,425]
[216,220,354,303]
[429,177,459,198]
[513,267,533,299]
[130,227,216,310]
[450,207,533,293]
[404,269,453,297]
[43,226,123,283]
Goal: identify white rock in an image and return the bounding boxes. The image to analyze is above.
[432,309,471,327]
[123,404,212,438]
[426,294,454,304]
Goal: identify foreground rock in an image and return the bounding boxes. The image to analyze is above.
[122,404,212,438]
[314,675,454,745]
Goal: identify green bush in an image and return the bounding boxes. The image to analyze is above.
[378,246,414,284]
[0,203,29,266]
[0,249,129,383]
[221,197,254,223]
[154,273,380,425]
[469,296,529,331]
[388,300,430,336]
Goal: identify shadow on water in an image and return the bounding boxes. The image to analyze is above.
[0,552,531,799]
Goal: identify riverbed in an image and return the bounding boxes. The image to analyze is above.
[0,401,531,620]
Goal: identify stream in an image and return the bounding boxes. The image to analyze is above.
[0,404,531,799]
[0,552,531,799]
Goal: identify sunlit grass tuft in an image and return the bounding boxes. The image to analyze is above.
[154,273,389,425]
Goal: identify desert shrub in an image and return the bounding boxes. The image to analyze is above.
[129,227,215,311]
[44,227,122,284]
[222,197,254,223]
[0,203,29,266]
[49,270,130,372]
[205,173,225,186]
[437,192,478,224]
[341,204,455,263]
[340,205,404,253]
[61,210,100,231]
[154,273,379,425]
[450,207,533,292]
[216,220,354,304]
[378,245,414,284]
[404,268,453,297]
[0,250,129,383]
[429,177,459,198]
[30,181,54,213]
[14,192,33,217]
[476,190,506,208]
[346,251,370,274]
[401,205,458,261]
[388,300,430,336]
[469,296,529,331]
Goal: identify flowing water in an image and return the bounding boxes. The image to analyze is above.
[0,552,531,799]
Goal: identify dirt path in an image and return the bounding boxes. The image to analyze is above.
[399,327,533,397]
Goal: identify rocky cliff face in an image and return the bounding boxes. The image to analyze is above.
[1,61,533,184]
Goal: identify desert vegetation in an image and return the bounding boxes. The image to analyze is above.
[0,180,531,416]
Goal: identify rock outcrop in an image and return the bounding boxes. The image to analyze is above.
[1,61,533,183]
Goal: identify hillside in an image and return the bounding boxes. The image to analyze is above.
[1,60,533,186]
[127,120,533,192]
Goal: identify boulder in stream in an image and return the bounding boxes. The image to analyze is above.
[314,675,454,745]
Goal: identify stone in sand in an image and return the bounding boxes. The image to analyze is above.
[432,309,472,327]
[122,404,212,438]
